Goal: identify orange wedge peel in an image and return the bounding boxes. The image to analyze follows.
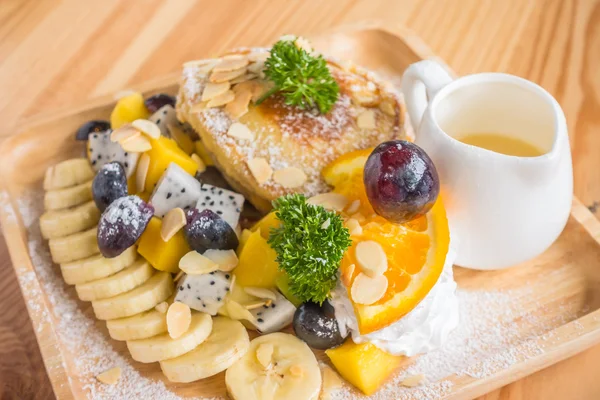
[323,148,450,335]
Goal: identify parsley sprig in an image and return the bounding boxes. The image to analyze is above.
[268,194,351,304]
[256,38,340,114]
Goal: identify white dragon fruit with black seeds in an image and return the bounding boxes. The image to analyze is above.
[88,131,140,177]
[249,291,296,334]
[196,185,244,229]
[175,271,231,315]
[148,104,177,137]
[149,163,203,218]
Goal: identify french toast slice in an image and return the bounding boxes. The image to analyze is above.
[177,48,405,212]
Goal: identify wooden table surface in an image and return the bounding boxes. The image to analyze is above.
[1,0,599,399]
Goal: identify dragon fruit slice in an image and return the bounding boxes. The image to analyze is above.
[88,131,140,177]
[196,185,244,229]
[249,291,296,334]
[175,271,232,315]
[149,104,177,137]
[149,163,203,218]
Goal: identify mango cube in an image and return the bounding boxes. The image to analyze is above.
[275,273,302,307]
[234,228,280,287]
[194,140,215,166]
[137,217,190,273]
[237,228,252,253]
[110,92,150,129]
[144,136,198,192]
[326,340,403,395]
[251,212,281,240]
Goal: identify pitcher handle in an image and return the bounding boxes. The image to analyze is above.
[401,60,454,132]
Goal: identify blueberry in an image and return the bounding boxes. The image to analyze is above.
[293,301,346,350]
[97,195,154,258]
[144,93,176,113]
[92,162,128,212]
[75,120,110,141]
[183,208,239,253]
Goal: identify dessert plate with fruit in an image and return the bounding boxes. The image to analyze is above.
[1,22,600,400]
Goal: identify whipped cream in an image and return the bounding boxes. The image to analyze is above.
[330,245,459,356]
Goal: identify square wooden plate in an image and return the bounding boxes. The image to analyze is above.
[1,21,600,400]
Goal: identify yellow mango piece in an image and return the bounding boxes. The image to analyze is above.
[275,273,302,307]
[326,340,402,395]
[145,136,198,192]
[237,229,252,253]
[137,217,190,273]
[234,229,280,287]
[194,140,215,167]
[110,92,150,129]
[251,212,281,240]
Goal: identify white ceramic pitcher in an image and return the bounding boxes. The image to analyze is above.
[401,60,573,270]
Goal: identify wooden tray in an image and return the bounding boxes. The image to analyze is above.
[2,21,600,400]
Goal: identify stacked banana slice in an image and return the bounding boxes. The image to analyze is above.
[41,157,322,397]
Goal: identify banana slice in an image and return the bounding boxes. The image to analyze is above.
[49,226,99,264]
[226,333,321,400]
[75,258,153,301]
[92,271,173,320]
[127,312,212,363]
[44,158,95,190]
[106,295,175,341]
[60,246,137,285]
[160,317,250,382]
[40,201,100,239]
[44,180,93,211]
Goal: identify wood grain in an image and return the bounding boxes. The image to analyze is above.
[0,0,599,399]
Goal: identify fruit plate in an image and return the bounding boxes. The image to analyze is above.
[2,20,600,400]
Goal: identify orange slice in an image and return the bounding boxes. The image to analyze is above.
[323,149,449,335]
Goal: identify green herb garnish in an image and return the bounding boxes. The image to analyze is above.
[268,194,351,304]
[256,38,339,114]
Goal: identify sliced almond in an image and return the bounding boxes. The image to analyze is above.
[350,273,388,305]
[247,62,265,75]
[345,218,363,236]
[251,80,275,102]
[225,85,253,119]
[179,250,219,275]
[166,301,192,339]
[161,208,187,241]
[290,364,304,377]
[135,153,150,193]
[213,55,249,72]
[120,133,152,152]
[230,73,257,84]
[227,122,254,140]
[273,167,307,189]
[256,343,274,368]
[210,67,247,83]
[379,99,396,116]
[248,52,269,63]
[341,263,355,287]
[307,193,349,211]
[132,119,161,139]
[173,270,185,283]
[321,218,331,229]
[201,82,230,102]
[230,274,237,292]
[96,367,121,385]
[245,301,267,310]
[191,153,207,173]
[155,301,169,313]
[357,109,377,129]
[401,374,425,387]
[244,287,277,301]
[203,249,238,272]
[247,158,273,185]
[183,58,220,73]
[110,125,140,143]
[355,241,387,277]
[350,212,366,223]
[206,90,235,108]
[346,200,361,214]
[321,365,343,392]
[226,299,256,323]
[190,102,207,113]
[265,299,273,307]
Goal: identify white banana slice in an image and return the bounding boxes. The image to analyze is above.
[75,258,153,301]
[60,246,137,285]
[226,333,321,400]
[44,180,93,211]
[40,200,100,239]
[49,226,99,264]
[92,271,173,320]
[43,158,95,190]
[106,295,175,341]
[127,312,212,363]
[160,317,249,382]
